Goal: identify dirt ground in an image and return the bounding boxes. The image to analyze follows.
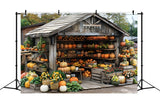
[21,84,137,94]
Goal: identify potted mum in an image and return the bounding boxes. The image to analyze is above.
[40,72,50,85]
[49,71,64,90]
[122,70,134,84]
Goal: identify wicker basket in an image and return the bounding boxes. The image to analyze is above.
[50,82,59,90]
[42,79,50,85]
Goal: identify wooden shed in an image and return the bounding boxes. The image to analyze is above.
[25,13,129,72]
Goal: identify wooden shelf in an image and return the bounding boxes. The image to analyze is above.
[57,39,116,42]
[27,59,48,64]
[28,68,48,73]
[57,56,116,60]
[57,48,116,51]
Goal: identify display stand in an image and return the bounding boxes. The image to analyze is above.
[137,12,160,91]
[0,11,23,91]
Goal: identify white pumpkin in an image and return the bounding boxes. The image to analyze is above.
[40,85,49,92]
[59,86,67,92]
[118,76,126,84]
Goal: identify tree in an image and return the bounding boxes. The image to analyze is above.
[41,13,60,23]
[21,13,61,28]
[106,13,130,34]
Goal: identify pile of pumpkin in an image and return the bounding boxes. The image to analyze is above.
[83,70,91,78]
[96,52,115,59]
[27,62,37,69]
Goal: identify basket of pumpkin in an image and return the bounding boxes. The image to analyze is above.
[49,71,65,90]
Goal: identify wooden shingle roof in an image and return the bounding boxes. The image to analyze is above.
[25,13,129,37]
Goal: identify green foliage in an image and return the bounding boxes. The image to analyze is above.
[30,76,41,85]
[21,77,28,87]
[24,37,32,47]
[66,81,83,92]
[37,36,46,50]
[41,13,60,23]
[21,13,61,28]
[106,13,137,36]
[21,18,31,28]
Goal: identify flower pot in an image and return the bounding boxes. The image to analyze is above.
[126,78,133,84]
[111,81,120,86]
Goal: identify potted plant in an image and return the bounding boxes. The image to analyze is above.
[49,71,64,90]
[40,72,50,85]
[111,75,120,86]
[37,36,46,51]
[24,37,32,48]
[105,68,115,84]
[30,76,42,90]
[122,70,134,84]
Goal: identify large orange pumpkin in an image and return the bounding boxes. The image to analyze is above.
[59,81,66,87]
[101,54,105,58]
[69,77,79,82]
[68,44,72,49]
[104,54,110,59]
[110,53,115,58]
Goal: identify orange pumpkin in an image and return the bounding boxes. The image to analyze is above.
[69,77,79,82]
[101,54,105,58]
[109,36,115,40]
[58,36,63,40]
[72,44,76,48]
[95,44,99,48]
[104,54,110,59]
[44,59,48,62]
[60,44,64,48]
[41,44,46,48]
[110,53,115,58]
[83,44,87,48]
[68,44,72,49]
[64,44,68,49]
[59,81,66,87]
[120,42,126,46]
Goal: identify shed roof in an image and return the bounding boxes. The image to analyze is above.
[25,13,129,37]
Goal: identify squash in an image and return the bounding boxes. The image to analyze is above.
[68,44,72,49]
[95,44,99,48]
[25,81,30,88]
[70,66,76,71]
[72,44,76,48]
[44,59,48,62]
[58,36,63,40]
[59,81,66,87]
[40,85,49,92]
[60,44,64,48]
[83,44,87,48]
[69,77,78,82]
[101,54,105,58]
[28,76,34,82]
[108,44,114,49]
[110,53,115,58]
[60,61,67,67]
[21,72,28,79]
[104,54,110,59]
[41,44,46,48]
[120,42,126,46]
[64,44,68,48]
[97,53,101,58]
[59,86,67,92]
[109,36,115,40]
[118,76,126,84]
[66,67,70,72]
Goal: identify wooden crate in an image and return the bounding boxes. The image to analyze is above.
[91,68,104,83]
